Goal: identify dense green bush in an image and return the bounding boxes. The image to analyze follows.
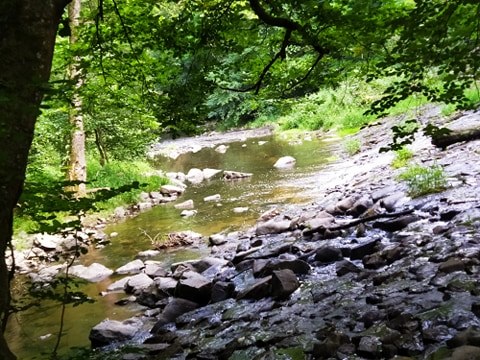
[398,164,447,197]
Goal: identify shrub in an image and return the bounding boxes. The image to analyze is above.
[343,138,361,156]
[398,164,447,197]
[391,147,414,169]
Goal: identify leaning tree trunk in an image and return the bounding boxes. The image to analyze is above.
[67,0,87,197]
[0,0,70,358]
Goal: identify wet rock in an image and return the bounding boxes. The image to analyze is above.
[204,194,221,202]
[174,199,194,210]
[211,281,235,303]
[336,260,361,276]
[89,317,142,348]
[186,168,205,184]
[314,246,343,263]
[357,336,382,358]
[447,327,480,348]
[215,144,228,153]
[115,259,145,275]
[154,277,178,295]
[209,233,227,246]
[236,276,272,300]
[313,331,350,358]
[451,345,480,360]
[106,277,131,292]
[380,192,409,212]
[271,269,299,299]
[253,258,310,277]
[223,170,252,180]
[160,184,184,196]
[273,156,296,169]
[349,239,381,260]
[70,263,113,282]
[347,195,374,217]
[255,219,292,235]
[438,258,466,274]
[373,215,421,232]
[125,273,154,294]
[144,261,167,278]
[151,298,199,334]
[175,271,212,305]
[363,253,387,269]
[203,168,221,179]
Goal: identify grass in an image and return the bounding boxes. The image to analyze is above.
[13,159,169,238]
[391,146,414,169]
[398,164,447,197]
[343,138,361,156]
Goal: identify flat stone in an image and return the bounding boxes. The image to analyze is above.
[125,273,154,294]
[115,259,145,275]
[70,263,113,282]
[89,317,142,348]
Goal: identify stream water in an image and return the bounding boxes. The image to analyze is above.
[7,133,334,359]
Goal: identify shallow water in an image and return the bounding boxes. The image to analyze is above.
[7,134,333,359]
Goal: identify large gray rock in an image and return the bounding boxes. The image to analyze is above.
[271,269,299,299]
[186,168,204,184]
[255,219,292,235]
[70,263,113,282]
[115,259,145,275]
[89,317,142,348]
[273,156,296,169]
[175,271,212,305]
[34,233,64,250]
[151,298,199,334]
[106,276,131,292]
[125,273,154,294]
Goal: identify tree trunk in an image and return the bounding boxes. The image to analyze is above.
[67,0,87,197]
[431,127,480,150]
[0,1,70,358]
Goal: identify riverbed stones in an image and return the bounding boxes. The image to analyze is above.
[115,259,145,274]
[160,184,184,196]
[174,199,194,210]
[125,273,154,294]
[271,269,299,299]
[175,271,212,304]
[273,156,296,169]
[151,298,199,333]
[89,317,143,348]
[70,262,113,282]
[186,168,204,184]
[255,218,292,235]
[223,170,253,180]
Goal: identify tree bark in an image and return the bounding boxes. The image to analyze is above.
[67,0,87,197]
[431,127,480,150]
[0,0,70,358]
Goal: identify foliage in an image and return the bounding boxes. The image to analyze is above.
[391,147,414,169]
[398,164,447,197]
[343,138,361,156]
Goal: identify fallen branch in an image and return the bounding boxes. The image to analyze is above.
[431,127,480,150]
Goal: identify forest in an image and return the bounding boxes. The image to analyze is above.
[1,0,480,359]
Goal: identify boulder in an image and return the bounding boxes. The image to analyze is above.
[271,269,299,299]
[209,233,227,246]
[223,171,253,180]
[174,200,195,210]
[211,281,235,303]
[204,194,221,202]
[160,185,184,196]
[89,317,142,348]
[373,215,421,232]
[203,168,222,179]
[34,233,63,250]
[70,263,113,282]
[186,168,204,184]
[215,144,228,154]
[175,271,212,304]
[349,239,381,260]
[154,277,178,295]
[314,246,343,263]
[273,156,296,169]
[253,258,310,277]
[236,276,272,300]
[151,298,199,334]
[29,264,65,283]
[115,259,145,275]
[336,260,361,276]
[125,273,154,294]
[144,261,167,278]
[255,219,292,235]
[106,277,131,292]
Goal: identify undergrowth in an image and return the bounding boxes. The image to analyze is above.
[398,164,447,197]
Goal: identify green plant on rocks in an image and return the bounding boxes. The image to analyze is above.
[398,164,447,197]
[391,146,414,169]
[343,138,361,156]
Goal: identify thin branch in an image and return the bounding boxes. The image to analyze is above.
[282,53,322,94]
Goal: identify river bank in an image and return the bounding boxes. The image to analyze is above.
[8,105,480,359]
[84,106,480,359]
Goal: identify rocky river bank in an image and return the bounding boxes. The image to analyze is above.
[11,106,480,359]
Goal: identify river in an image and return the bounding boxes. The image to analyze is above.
[7,132,334,359]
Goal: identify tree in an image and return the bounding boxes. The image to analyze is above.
[67,0,87,197]
[0,1,71,358]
